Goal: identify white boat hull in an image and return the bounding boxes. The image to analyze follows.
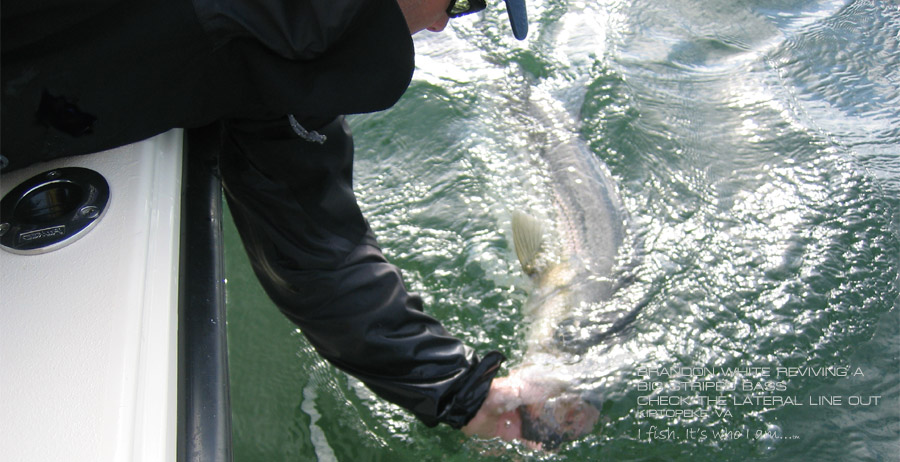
[1,130,183,462]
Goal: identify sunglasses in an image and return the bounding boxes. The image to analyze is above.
[446,0,487,18]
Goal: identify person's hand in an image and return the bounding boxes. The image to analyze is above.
[462,369,599,450]
[461,376,528,443]
[460,371,565,449]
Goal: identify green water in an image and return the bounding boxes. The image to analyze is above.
[225,0,900,460]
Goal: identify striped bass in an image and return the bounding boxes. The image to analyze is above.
[512,95,630,360]
[503,92,636,449]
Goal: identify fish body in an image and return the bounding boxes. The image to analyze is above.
[512,98,630,360]
[504,97,633,449]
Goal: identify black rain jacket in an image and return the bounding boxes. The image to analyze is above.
[1,0,504,428]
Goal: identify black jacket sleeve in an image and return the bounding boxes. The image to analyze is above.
[219,116,504,428]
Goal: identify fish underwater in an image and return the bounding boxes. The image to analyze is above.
[500,88,641,449]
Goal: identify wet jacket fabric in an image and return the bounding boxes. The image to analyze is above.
[1,0,504,428]
[220,116,504,427]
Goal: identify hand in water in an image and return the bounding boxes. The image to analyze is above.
[461,376,530,445]
[462,371,599,450]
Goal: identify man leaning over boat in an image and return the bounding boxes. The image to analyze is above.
[1,0,539,445]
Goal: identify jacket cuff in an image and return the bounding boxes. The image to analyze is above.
[431,351,506,429]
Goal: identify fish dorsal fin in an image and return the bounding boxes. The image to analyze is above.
[512,211,544,276]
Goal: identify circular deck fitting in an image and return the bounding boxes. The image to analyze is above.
[1,167,110,254]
